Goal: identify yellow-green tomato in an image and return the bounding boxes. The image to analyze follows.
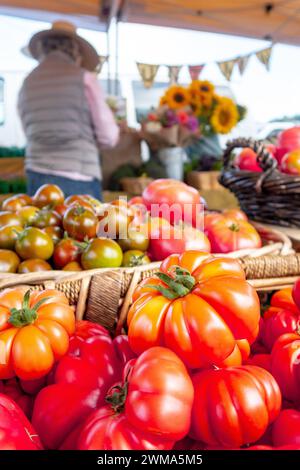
[118,230,149,252]
[0,249,20,273]
[0,225,23,250]
[81,238,123,269]
[15,227,54,260]
[122,250,151,267]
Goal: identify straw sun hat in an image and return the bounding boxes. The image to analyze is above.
[28,20,99,71]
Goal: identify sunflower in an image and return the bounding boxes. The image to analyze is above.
[210,100,239,134]
[189,80,215,95]
[159,95,168,106]
[165,86,190,109]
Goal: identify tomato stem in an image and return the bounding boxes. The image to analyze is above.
[105,381,128,413]
[229,223,240,232]
[8,290,49,328]
[146,266,196,300]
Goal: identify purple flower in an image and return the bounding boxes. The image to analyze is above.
[185,116,199,132]
[164,109,179,127]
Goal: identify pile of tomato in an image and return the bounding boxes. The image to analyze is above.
[0,249,300,450]
[0,179,263,274]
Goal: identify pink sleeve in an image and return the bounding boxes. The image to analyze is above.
[84,71,120,148]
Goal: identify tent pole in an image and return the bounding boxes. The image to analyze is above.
[106,26,111,94]
[115,20,119,96]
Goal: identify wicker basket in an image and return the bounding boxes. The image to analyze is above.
[187,171,222,191]
[0,254,300,334]
[219,137,300,228]
[120,176,153,195]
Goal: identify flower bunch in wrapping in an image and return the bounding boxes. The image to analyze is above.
[141,80,245,151]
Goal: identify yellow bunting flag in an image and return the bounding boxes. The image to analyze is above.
[136,62,160,88]
[256,46,273,71]
[217,59,236,81]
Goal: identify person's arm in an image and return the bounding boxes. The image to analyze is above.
[84,71,120,148]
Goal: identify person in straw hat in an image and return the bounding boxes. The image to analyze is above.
[18,21,119,199]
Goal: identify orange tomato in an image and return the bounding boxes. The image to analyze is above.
[0,289,75,380]
[128,251,260,369]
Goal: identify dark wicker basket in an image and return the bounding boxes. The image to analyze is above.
[219,137,300,227]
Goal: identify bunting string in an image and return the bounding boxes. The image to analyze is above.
[136,44,274,88]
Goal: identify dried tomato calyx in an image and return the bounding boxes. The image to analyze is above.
[229,223,240,232]
[146,266,196,300]
[105,382,128,414]
[8,290,49,328]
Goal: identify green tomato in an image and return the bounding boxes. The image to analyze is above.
[81,238,123,269]
[121,250,150,267]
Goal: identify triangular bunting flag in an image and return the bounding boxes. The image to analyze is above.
[237,55,250,75]
[217,59,236,81]
[136,62,160,88]
[167,65,182,84]
[95,56,108,75]
[256,46,273,71]
[188,64,205,81]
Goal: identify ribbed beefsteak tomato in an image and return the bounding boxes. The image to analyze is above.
[32,321,135,449]
[77,347,194,450]
[0,393,42,449]
[272,409,300,447]
[270,333,300,403]
[190,365,281,447]
[127,251,260,369]
[0,288,75,380]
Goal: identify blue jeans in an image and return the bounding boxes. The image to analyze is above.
[26,170,103,200]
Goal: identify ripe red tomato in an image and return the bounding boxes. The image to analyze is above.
[149,224,210,261]
[128,251,260,369]
[272,409,300,447]
[0,393,42,449]
[15,227,54,260]
[63,205,97,241]
[234,148,262,172]
[190,365,281,447]
[42,226,63,245]
[246,353,271,372]
[277,127,300,163]
[281,149,300,175]
[33,184,65,208]
[205,216,262,254]
[262,309,300,351]
[142,179,205,226]
[77,347,194,450]
[53,237,82,269]
[32,321,135,449]
[292,278,300,309]
[1,378,35,419]
[271,333,300,403]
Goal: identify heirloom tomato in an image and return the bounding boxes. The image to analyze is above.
[77,347,194,450]
[81,238,123,269]
[292,278,300,310]
[122,250,150,267]
[149,225,210,261]
[0,224,23,250]
[0,211,23,229]
[190,365,281,447]
[53,237,82,269]
[262,308,300,351]
[32,208,62,229]
[63,205,97,241]
[2,194,32,212]
[32,321,135,449]
[15,227,54,260]
[0,249,20,273]
[0,393,42,449]
[33,184,64,208]
[0,288,75,380]
[142,179,204,226]
[206,216,261,253]
[128,251,260,368]
[270,333,300,403]
[17,259,52,273]
[272,409,300,447]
